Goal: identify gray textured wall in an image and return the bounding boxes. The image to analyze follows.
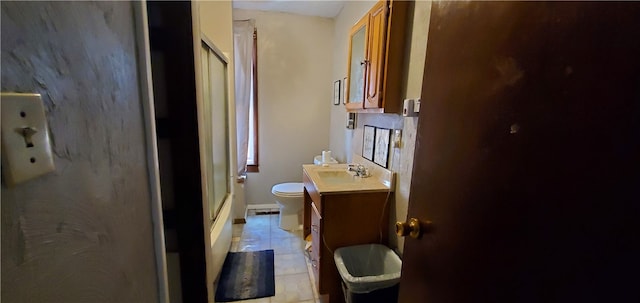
[1,1,159,302]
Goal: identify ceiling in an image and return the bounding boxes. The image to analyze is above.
[232,0,345,18]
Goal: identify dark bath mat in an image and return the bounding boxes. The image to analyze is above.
[214,249,275,302]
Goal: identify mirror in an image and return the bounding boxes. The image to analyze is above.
[348,25,367,104]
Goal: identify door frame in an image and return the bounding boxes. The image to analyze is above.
[133,1,170,302]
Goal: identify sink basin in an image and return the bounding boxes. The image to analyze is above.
[303,162,395,193]
[316,170,357,185]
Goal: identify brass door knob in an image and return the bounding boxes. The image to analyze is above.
[395,218,431,239]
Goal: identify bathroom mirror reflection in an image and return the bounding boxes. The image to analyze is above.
[348,24,366,105]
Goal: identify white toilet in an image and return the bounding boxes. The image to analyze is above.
[271,182,304,230]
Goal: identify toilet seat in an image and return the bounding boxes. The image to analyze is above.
[272,183,304,197]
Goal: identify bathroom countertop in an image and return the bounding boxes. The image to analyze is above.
[302,161,395,194]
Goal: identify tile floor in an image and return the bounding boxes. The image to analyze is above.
[229,212,320,303]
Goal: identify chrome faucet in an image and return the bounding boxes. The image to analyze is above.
[348,164,370,177]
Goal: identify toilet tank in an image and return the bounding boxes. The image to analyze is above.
[314,155,338,165]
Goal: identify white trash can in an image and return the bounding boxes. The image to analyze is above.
[334,244,402,303]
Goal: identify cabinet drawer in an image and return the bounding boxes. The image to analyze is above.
[310,255,320,285]
[311,202,322,258]
[310,202,322,288]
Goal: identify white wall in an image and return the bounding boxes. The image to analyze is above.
[200,1,234,54]
[330,1,376,163]
[233,9,334,206]
[393,0,432,254]
[329,0,432,254]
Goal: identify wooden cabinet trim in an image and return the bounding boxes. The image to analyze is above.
[303,170,322,212]
[365,0,387,109]
[380,0,409,113]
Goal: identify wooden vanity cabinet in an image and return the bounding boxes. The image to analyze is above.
[303,170,390,303]
[345,0,408,114]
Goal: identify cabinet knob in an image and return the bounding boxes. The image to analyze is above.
[360,60,369,66]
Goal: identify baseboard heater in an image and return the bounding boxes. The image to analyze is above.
[246,204,280,216]
[255,210,279,215]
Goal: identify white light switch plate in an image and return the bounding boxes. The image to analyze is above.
[1,93,55,186]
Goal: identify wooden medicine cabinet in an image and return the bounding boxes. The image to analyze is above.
[345,0,408,114]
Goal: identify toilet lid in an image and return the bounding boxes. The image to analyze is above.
[272,182,304,197]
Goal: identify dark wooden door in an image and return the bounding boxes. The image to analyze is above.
[399,2,640,302]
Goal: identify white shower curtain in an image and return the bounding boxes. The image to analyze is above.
[233,20,255,175]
